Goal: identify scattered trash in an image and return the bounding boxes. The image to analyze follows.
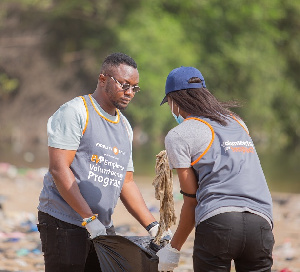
[0,163,300,272]
[21,220,39,233]
[0,232,25,240]
[16,248,30,257]
[31,247,41,255]
[115,224,131,234]
[0,162,18,178]
[280,268,293,272]
[4,237,21,243]
[16,247,41,256]
[15,259,28,267]
[148,205,159,213]
[173,192,183,201]
[282,239,295,261]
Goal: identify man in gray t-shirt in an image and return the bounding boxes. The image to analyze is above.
[37,53,160,272]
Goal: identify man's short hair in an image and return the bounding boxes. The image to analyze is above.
[102,52,137,72]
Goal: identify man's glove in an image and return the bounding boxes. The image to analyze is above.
[147,221,172,239]
[85,218,107,239]
[156,243,180,271]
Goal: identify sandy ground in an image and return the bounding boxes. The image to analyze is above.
[0,164,299,272]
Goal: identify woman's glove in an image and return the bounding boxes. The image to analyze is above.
[156,243,180,271]
[85,218,107,239]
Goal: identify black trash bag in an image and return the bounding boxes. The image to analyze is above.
[93,235,169,272]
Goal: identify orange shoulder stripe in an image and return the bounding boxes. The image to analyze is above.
[231,115,249,135]
[88,94,120,124]
[79,96,89,135]
[185,117,215,166]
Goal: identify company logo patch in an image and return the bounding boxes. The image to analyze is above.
[221,140,254,153]
[113,147,119,155]
[95,143,126,156]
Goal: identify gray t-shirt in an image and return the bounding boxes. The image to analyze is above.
[165,118,248,169]
[47,96,134,171]
[165,117,272,227]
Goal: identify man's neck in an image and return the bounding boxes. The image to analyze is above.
[91,92,116,116]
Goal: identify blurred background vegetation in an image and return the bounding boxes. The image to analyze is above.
[0,0,299,192]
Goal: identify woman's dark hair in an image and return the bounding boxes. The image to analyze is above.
[168,77,242,126]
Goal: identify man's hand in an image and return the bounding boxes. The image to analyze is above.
[148,223,172,239]
[85,219,107,239]
[156,243,180,271]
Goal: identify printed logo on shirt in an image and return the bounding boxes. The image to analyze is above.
[87,170,121,188]
[90,155,125,171]
[96,142,126,156]
[89,154,125,188]
[113,146,119,155]
[221,140,255,153]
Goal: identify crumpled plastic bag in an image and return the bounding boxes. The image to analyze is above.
[93,235,169,272]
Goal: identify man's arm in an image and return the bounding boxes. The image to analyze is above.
[48,146,94,218]
[120,171,156,228]
[170,167,198,251]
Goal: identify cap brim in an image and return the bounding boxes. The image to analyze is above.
[160,96,168,106]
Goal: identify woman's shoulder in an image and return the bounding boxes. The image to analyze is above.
[166,118,213,144]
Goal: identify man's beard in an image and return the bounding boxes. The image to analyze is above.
[106,87,129,111]
[112,100,128,111]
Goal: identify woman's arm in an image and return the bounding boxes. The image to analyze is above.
[170,167,198,251]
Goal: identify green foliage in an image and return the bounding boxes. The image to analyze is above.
[0,73,19,99]
[157,0,300,152]
[0,0,299,153]
[115,1,199,142]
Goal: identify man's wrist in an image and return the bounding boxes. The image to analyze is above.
[145,221,159,231]
[82,214,98,226]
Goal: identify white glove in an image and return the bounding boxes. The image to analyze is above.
[148,223,159,237]
[85,219,107,239]
[148,224,173,239]
[156,243,180,271]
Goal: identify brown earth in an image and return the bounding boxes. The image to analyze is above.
[0,164,299,272]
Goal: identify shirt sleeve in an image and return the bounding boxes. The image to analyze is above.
[165,129,192,169]
[47,97,87,150]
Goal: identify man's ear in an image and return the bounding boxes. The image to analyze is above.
[98,74,106,84]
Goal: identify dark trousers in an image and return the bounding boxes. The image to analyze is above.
[193,212,274,272]
[37,211,115,272]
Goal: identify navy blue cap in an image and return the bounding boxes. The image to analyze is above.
[160,66,206,105]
